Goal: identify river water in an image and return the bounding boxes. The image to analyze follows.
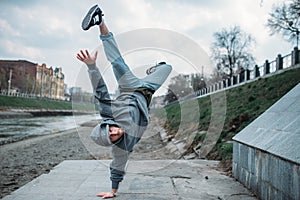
[0,114,101,144]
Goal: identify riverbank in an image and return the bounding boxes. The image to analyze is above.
[0,119,180,199]
[0,126,94,199]
[0,112,100,146]
[0,108,95,119]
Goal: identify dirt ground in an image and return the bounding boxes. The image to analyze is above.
[0,119,179,199]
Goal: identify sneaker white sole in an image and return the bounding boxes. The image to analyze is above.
[81,5,99,30]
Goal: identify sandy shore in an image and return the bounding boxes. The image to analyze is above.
[0,127,94,198]
[0,119,178,199]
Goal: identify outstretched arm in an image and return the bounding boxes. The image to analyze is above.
[76,49,113,121]
[76,50,98,66]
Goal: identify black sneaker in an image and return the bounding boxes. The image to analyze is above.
[81,5,103,31]
[146,62,166,75]
[146,66,156,75]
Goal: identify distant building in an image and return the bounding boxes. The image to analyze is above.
[69,87,82,95]
[0,60,65,100]
[69,86,93,103]
[36,64,65,100]
[0,60,37,94]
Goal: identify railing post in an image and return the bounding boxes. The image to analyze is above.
[264,60,270,75]
[292,47,299,65]
[246,69,251,81]
[239,69,245,83]
[228,77,231,87]
[223,79,226,88]
[255,65,260,78]
[276,54,283,70]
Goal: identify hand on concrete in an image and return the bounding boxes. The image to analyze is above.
[96,191,115,199]
[76,50,98,65]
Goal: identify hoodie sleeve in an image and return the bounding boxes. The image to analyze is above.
[87,64,113,121]
[87,64,110,102]
[110,145,129,189]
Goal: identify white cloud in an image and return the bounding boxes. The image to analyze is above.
[0,39,43,59]
[0,0,294,89]
[0,18,21,37]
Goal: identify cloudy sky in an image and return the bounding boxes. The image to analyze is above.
[0,0,293,93]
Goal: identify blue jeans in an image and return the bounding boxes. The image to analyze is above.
[100,32,172,92]
[92,33,172,121]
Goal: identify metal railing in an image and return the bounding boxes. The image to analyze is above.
[187,47,300,100]
[0,91,68,101]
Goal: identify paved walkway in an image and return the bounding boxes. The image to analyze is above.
[2,160,257,200]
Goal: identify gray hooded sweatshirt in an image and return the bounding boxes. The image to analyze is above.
[88,64,149,190]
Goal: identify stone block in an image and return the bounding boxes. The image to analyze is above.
[268,132,300,164]
[283,115,300,133]
[279,161,293,195]
[261,154,270,182]
[233,142,239,163]
[293,165,300,199]
[248,147,256,175]
[287,98,300,112]
[269,187,281,200]
[233,83,300,199]
[268,155,280,189]
[268,96,296,112]
[233,162,239,179]
[292,165,300,200]
[248,173,258,194]
[259,181,270,200]
[282,83,300,98]
[250,112,278,129]
[240,144,249,169]
[247,128,269,150]
[239,168,249,186]
[271,112,299,131]
[233,125,257,142]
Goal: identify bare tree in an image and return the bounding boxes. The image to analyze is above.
[267,0,300,47]
[191,73,206,91]
[164,74,193,103]
[211,26,256,78]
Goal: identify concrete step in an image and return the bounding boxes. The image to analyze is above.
[2,160,257,200]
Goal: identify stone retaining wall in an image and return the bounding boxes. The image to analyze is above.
[233,83,300,200]
[233,142,299,200]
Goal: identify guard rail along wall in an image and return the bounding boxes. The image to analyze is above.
[182,47,300,100]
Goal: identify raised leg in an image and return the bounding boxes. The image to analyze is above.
[99,23,143,89]
[142,63,172,91]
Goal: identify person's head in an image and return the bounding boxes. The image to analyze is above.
[108,125,124,143]
[90,124,124,147]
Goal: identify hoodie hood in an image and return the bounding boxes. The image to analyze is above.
[90,123,112,147]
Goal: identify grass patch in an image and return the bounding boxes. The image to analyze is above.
[0,96,72,110]
[0,95,96,111]
[154,67,300,160]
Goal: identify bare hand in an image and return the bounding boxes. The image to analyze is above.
[96,192,115,199]
[76,50,98,65]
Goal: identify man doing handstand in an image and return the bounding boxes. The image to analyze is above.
[77,5,172,199]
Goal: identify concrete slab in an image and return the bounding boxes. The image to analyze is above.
[2,160,257,200]
[233,83,300,164]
